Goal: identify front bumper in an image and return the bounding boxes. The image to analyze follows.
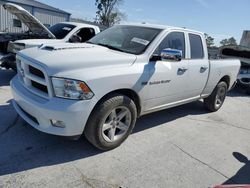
[11,76,97,136]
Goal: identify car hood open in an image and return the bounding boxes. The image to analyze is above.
[3,3,56,39]
[220,31,250,65]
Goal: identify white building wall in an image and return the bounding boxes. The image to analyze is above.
[33,8,68,28]
[0,4,31,33]
[0,1,69,33]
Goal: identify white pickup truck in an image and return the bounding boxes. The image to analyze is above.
[0,3,100,70]
[11,24,240,150]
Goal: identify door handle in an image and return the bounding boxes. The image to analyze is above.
[177,67,188,75]
[200,66,208,73]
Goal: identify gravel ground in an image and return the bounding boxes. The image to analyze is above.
[0,69,250,188]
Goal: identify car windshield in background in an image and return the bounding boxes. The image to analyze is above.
[88,25,162,55]
[49,23,76,39]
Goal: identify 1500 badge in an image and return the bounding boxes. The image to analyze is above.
[142,80,171,85]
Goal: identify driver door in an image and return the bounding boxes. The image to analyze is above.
[145,31,190,111]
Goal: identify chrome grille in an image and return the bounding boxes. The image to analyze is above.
[16,56,51,99]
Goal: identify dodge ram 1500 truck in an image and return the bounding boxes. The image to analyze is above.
[11,24,240,150]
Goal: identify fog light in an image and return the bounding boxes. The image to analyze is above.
[51,120,66,128]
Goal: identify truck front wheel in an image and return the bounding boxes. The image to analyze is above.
[84,94,137,150]
[204,81,228,112]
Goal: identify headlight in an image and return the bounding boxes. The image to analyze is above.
[52,77,94,100]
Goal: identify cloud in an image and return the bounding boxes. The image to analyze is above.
[135,8,143,12]
[195,0,209,8]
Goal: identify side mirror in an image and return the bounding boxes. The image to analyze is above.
[69,35,81,43]
[160,48,182,61]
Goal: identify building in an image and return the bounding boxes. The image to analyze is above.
[0,0,71,33]
[240,31,250,48]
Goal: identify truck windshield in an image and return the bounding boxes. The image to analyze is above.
[49,23,76,39]
[88,25,162,55]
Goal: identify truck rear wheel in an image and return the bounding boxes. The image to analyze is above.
[84,94,137,150]
[204,81,228,112]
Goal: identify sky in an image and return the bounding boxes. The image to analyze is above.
[42,0,250,46]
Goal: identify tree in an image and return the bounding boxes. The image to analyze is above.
[220,37,237,46]
[220,39,228,46]
[205,33,215,47]
[95,0,125,27]
[227,37,237,45]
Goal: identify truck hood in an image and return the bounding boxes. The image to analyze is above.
[220,31,250,65]
[18,43,137,76]
[3,3,55,39]
[220,45,250,64]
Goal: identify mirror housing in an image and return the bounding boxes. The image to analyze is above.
[69,35,81,43]
[160,48,182,61]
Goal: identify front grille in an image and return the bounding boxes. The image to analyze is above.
[17,57,51,98]
[29,65,45,79]
[31,80,48,93]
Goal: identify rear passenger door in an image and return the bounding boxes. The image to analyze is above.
[187,33,209,97]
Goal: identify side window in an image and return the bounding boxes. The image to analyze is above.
[155,32,185,58]
[76,28,96,42]
[13,19,22,28]
[189,33,204,59]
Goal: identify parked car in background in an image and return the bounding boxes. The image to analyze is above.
[0,3,100,70]
[220,31,250,94]
[11,24,240,150]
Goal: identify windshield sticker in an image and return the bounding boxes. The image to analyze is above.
[62,27,72,31]
[131,37,150,46]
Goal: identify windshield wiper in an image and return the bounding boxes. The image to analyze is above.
[96,43,126,53]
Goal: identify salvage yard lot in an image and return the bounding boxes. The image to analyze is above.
[0,69,250,188]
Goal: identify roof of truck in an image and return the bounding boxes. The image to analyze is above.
[59,22,100,29]
[119,23,204,35]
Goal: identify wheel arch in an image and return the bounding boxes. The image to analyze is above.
[219,75,230,89]
[91,88,142,118]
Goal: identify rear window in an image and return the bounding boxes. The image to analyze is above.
[189,33,204,59]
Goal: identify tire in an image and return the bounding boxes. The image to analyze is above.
[84,94,137,150]
[204,81,228,112]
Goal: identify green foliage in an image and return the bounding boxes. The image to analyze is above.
[95,0,125,27]
[205,33,215,47]
[220,37,237,46]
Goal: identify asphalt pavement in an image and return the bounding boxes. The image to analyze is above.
[0,69,250,188]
